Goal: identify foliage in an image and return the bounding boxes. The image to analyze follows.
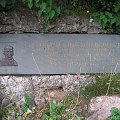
[44,96,84,120]
[0,93,84,120]
[21,92,31,113]
[67,0,120,33]
[81,74,120,98]
[0,92,32,120]
[0,0,120,33]
[68,0,79,6]
[45,100,67,120]
[0,107,8,118]
[92,0,120,33]
[25,0,60,23]
[108,107,120,120]
[0,0,15,8]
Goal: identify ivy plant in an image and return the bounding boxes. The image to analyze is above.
[92,0,120,33]
[68,0,78,6]
[108,107,120,120]
[0,0,120,33]
[0,0,15,8]
[26,0,60,22]
[21,92,31,113]
[44,96,84,120]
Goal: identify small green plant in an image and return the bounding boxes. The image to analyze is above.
[0,93,33,120]
[45,100,67,120]
[0,107,8,119]
[68,0,78,6]
[92,0,120,33]
[26,0,60,23]
[0,0,15,8]
[44,95,84,120]
[21,92,31,113]
[108,107,120,120]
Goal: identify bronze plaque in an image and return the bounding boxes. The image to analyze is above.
[0,34,120,74]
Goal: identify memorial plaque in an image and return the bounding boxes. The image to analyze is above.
[0,34,120,74]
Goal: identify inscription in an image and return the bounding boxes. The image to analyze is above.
[30,40,120,68]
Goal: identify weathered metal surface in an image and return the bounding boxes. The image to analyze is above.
[0,34,120,74]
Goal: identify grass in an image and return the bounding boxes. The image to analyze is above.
[81,73,120,99]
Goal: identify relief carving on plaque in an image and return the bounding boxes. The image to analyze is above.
[0,45,18,66]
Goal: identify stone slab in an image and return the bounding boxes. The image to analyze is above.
[0,34,120,74]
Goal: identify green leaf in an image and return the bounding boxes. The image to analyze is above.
[76,103,81,106]
[49,118,53,120]
[101,29,107,33]
[34,0,40,8]
[111,18,116,24]
[35,0,39,4]
[100,13,105,20]
[75,116,84,120]
[22,103,28,113]
[45,7,51,13]
[49,10,55,19]
[38,10,42,17]
[28,2,33,9]
[0,0,6,7]
[48,0,53,6]
[105,11,113,18]
[45,15,50,22]
[102,17,107,26]
[108,108,120,120]
[114,3,120,12]
[24,93,30,106]
[116,19,120,26]
[41,2,47,11]
[50,101,56,111]
[54,6,60,14]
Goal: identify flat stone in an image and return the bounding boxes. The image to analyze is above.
[0,34,120,74]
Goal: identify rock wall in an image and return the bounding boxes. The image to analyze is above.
[0,4,101,33]
[0,75,94,107]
